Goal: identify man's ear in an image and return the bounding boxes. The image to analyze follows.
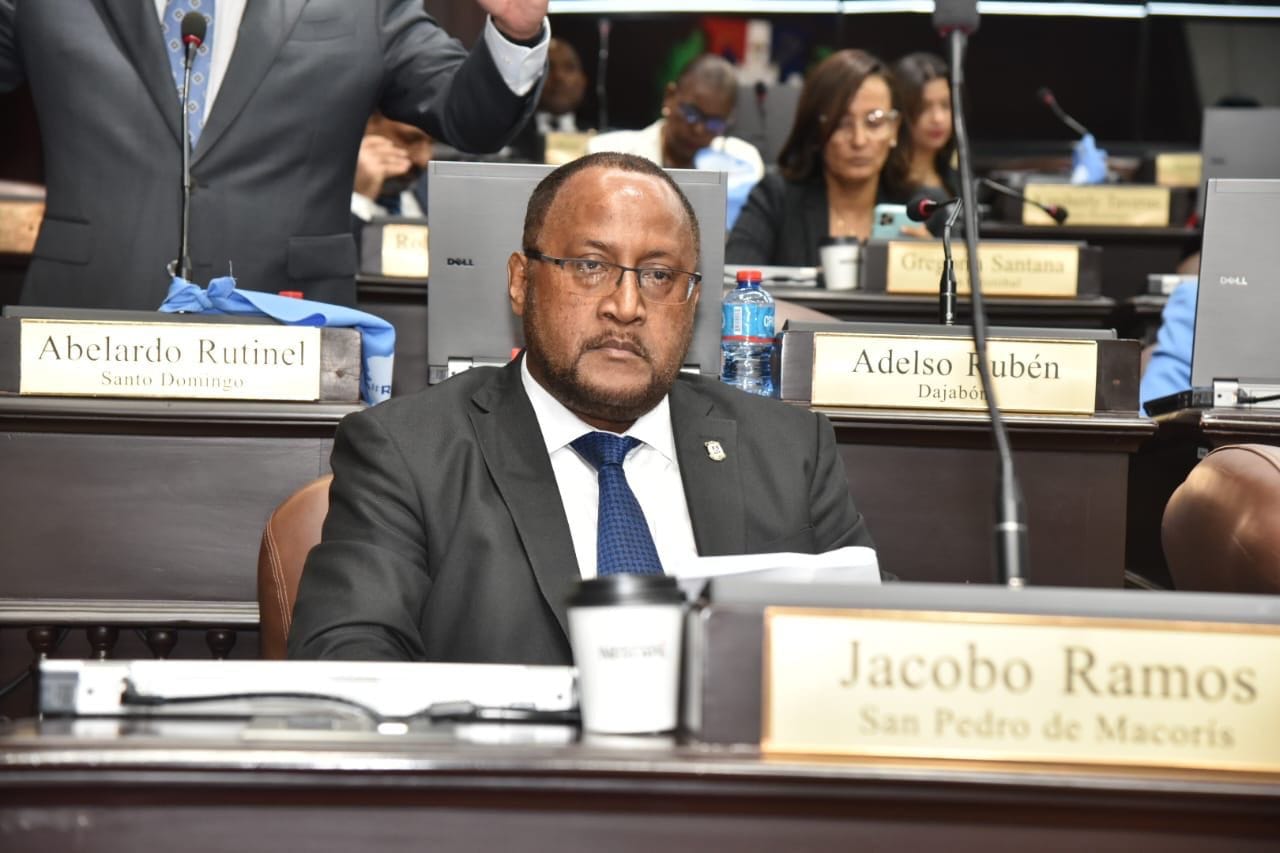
[508,252,529,317]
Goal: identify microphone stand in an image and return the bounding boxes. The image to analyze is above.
[939,198,963,326]
[595,18,610,132]
[170,38,198,281]
[979,177,1068,225]
[945,19,1028,587]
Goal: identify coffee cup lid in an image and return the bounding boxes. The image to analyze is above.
[568,574,686,607]
[821,236,861,246]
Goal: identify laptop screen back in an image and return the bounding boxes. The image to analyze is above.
[427,161,726,384]
[1191,178,1280,388]
[1198,107,1280,216]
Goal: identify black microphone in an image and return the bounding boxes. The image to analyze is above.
[170,12,207,281]
[935,0,1028,588]
[979,176,1068,225]
[1036,86,1091,139]
[906,188,959,222]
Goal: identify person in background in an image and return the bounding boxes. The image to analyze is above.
[588,54,764,227]
[352,113,434,223]
[1139,252,1200,414]
[507,37,589,163]
[886,52,955,195]
[727,49,905,267]
[0,0,549,310]
[288,152,872,663]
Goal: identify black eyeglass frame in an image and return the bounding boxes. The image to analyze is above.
[524,249,702,305]
[675,102,732,136]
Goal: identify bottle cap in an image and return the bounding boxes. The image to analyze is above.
[735,269,763,284]
[277,290,304,299]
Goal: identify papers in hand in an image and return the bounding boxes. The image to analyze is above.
[668,546,880,599]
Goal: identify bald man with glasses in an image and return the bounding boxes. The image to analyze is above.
[289,152,872,664]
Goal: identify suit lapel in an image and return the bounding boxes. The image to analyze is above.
[194,0,307,163]
[469,362,580,640]
[671,381,745,556]
[92,0,183,146]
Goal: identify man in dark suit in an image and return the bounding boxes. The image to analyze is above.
[288,151,874,664]
[0,0,547,309]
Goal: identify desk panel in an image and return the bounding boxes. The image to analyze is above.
[2,722,1276,853]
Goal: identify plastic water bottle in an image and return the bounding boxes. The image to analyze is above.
[720,269,776,397]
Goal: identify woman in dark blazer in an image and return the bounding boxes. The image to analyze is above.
[727,49,907,268]
[886,52,957,196]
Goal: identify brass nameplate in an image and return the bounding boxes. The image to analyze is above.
[763,607,1280,774]
[19,319,322,401]
[1022,184,1171,227]
[886,241,1079,298]
[1155,152,1202,188]
[380,223,429,278]
[0,199,43,254]
[545,130,595,167]
[811,332,1097,414]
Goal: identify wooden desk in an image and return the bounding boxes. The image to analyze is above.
[0,396,355,715]
[2,719,1276,852]
[827,408,1154,587]
[772,286,1118,331]
[0,398,1153,720]
[980,223,1200,303]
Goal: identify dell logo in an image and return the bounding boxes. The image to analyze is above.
[1218,275,1249,286]
[446,258,475,267]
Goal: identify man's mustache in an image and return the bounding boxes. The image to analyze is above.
[582,334,648,360]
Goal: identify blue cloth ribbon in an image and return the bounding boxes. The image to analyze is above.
[159,276,395,405]
[1071,133,1108,185]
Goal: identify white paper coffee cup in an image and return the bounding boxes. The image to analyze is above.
[820,239,862,291]
[568,575,685,734]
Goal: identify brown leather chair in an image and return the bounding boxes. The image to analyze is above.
[257,475,332,659]
[1162,444,1280,594]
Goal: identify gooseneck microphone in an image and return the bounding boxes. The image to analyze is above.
[905,190,959,224]
[1036,86,1091,139]
[935,0,1028,588]
[905,190,965,326]
[170,11,207,281]
[980,176,1069,225]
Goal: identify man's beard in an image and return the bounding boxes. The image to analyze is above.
[522,286,692,425]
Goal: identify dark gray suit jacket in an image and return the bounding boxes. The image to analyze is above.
[0,0,538,309]
[288,359,874,664]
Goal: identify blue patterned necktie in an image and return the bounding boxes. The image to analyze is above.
[571,432,664,576]
[163,0,216,147]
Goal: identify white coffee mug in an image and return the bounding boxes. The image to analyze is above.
[820,239,862,291]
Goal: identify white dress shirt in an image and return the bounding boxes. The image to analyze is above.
[521,358,699,579]
[153,2,549,122]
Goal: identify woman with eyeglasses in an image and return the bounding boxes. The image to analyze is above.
[727,49,907,267]
[885,52,956,195]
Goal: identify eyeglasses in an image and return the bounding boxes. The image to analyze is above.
[525,249,701,305]
[675,102,731,136]
[829,108,900,140]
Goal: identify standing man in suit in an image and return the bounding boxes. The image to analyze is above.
[288,151,874,664]
[0,0,548,309]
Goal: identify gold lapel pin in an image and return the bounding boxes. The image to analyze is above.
[704,440,726,462]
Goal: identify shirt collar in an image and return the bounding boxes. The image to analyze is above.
[521,355,676,463]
